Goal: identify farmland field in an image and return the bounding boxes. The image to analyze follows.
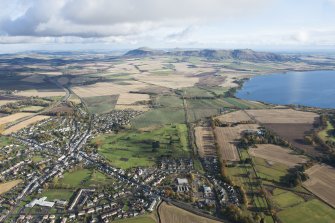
[113,215,157,223]
[252,157,288,182]
[277,199,335,223]
[82,95,119,114]
[0,112,35,126]
[303,164,335,208]
[19,106,45,112]
[0,100,18,106]
[226,162,270,214]
[131,108,185,129]
[194,127,216,158]
[245,109,321,156]
[249,144,307,167]
[214,124,260,161]
[158,202,222,223]
[271,188,304,208]
[96,124,189,169]
[14,89,66,97]
[135,73,199,89]
[0,179,22,195]
[245,109,318,124]
[264,123,320,156]
[3,115,50,135]
[215,110,252,123]
[180,86,215,98]
[71,81,150,106]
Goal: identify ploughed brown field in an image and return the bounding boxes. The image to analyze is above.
[303,164,335,208]
[158,202,222,223]
[249,144,307,167]
[214,124,260,161]
[194,127,217,158]
[262,123,320,156]
[245,109,321,156]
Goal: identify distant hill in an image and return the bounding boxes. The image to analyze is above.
[124,48,293,62]
[124,47,165,57]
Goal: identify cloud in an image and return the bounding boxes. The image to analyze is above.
[291,30,310,43]
[0,0,270,38]
[0,0,334,49]
[166,26,195,41]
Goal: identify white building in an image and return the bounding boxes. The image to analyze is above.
[26,197,55,208]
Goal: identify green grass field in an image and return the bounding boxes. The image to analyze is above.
[200,86,229,97]
[113,215,156,223]
[40,189,74,201]
[157,95,184,108]
[271,189,304,208]
[277,199,335,223]
[318,121,335,143]
[31,155,44,163]
[227,163,269,211]
[19,106,45,112]
[96,124,189,169]
[0,136,12,147]
[187,98,233,109]
[131,108,186,129]
[82,95,118,114]
[54,169,113,188]
[180,87,215,98]
[252,157,288,183]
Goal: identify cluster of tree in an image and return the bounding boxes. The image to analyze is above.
[279,162,313,187]
[32,132,54,143]
[213,119,254,127]
[151,140,160,152]
[236,185,248,205]
[238,130,289,149]
[0,98,50,114]
[312,113,335,166]
[221,204,266,223]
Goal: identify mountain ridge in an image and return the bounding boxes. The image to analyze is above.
[124,47,294,61]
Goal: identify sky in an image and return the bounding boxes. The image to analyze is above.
[0,0,335,53]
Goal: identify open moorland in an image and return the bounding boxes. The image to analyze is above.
[303,164,335,208]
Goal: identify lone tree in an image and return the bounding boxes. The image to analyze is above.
[152,141,160,152]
